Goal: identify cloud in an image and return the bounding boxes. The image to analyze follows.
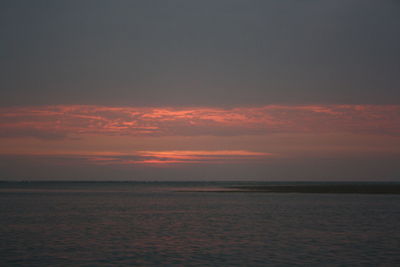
[0,105,399,139]
[1,150,273,166]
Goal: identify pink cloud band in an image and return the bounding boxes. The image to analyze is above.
[1,105,399,139]
[3,150,272,165]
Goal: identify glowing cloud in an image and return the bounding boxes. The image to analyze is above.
[4,150,273,165]
[0,105,399,139]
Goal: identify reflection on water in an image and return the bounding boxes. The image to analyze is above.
[1,182,400,266]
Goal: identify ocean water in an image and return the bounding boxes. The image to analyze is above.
[1,182,399,266]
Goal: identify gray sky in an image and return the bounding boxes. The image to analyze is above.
[1,0,400,107]
[1,1,399,181]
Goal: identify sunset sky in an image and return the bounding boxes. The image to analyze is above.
[1,0,399,181]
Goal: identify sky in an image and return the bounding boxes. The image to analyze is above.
[1,0,399,181]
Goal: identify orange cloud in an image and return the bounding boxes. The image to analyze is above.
[134,150,272,164]
[3,150,272,165]
[0,105,399,139]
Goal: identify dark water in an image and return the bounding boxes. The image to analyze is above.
[1,182,400,266]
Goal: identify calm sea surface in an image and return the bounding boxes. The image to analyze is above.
[1,182,399,266]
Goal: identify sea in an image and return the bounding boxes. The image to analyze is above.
[1,181,399,266]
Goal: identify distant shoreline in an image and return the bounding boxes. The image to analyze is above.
[222,184,400,194]
[173,183,400,194]
[1,181,400,195]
